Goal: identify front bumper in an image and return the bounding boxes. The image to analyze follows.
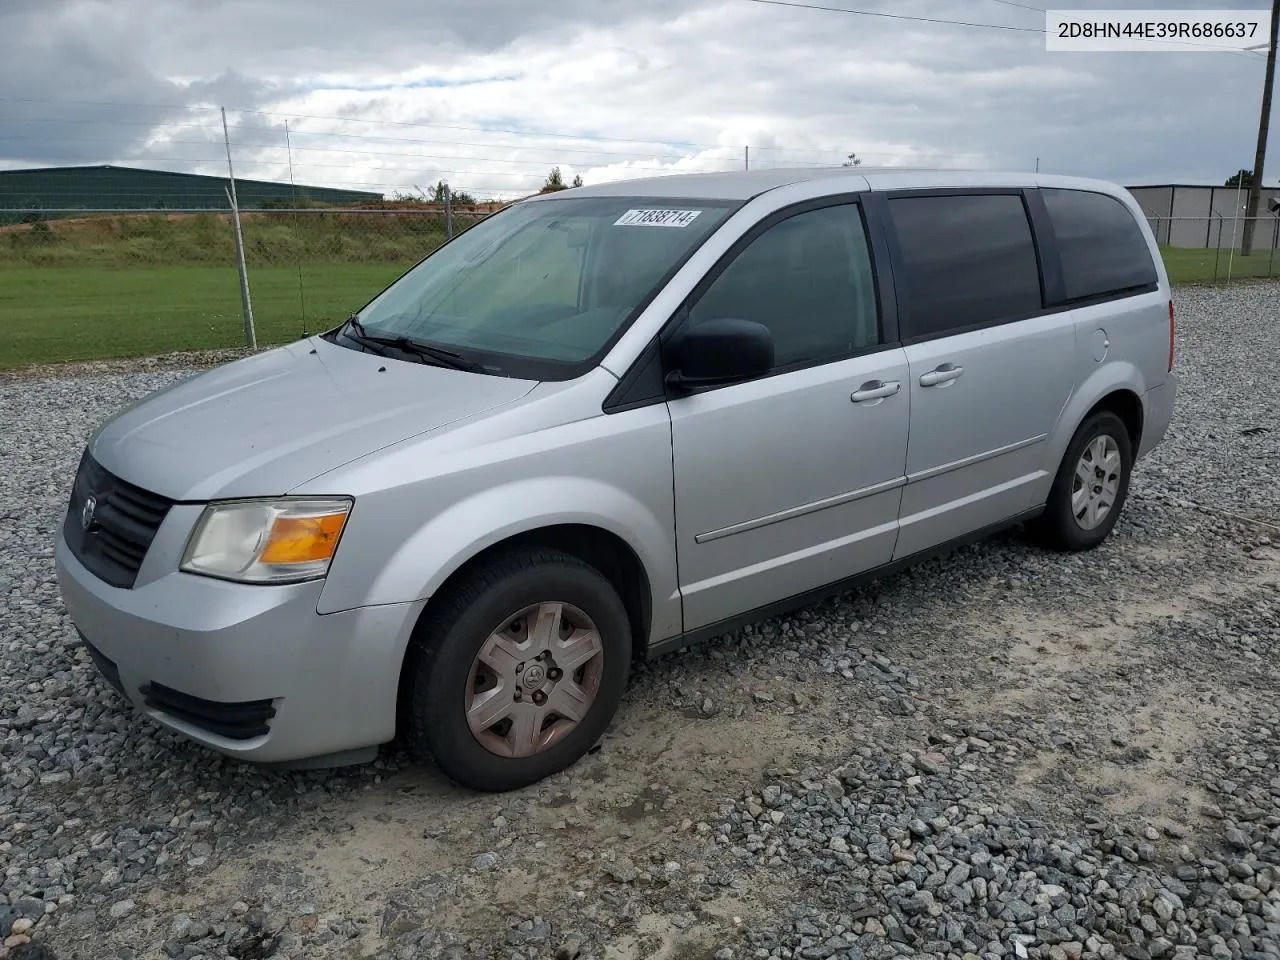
[54,529,425,764]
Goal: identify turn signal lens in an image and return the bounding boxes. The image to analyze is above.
[260,513,348,564]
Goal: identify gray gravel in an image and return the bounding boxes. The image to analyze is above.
[1,283,1278,960]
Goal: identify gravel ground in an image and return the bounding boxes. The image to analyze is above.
[1,283,1278,960]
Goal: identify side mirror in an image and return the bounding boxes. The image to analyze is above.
[664,318,774,393]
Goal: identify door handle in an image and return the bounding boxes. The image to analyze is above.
[851,380,901,403]
[919,363,964,387]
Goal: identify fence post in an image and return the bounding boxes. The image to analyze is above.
[220,107,257,350]
[1213,218,1224,283]
[1270,216,1278,278]
[445,183,453,240]
[1226,179,1244,284]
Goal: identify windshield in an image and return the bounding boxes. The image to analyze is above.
[344,196,734,379]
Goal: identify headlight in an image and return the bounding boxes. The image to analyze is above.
[181,498,352,584]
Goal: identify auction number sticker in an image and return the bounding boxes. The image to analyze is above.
[614,209,703,227]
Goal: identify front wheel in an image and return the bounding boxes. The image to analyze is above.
[402,549,631,792]
[1029,411,1134,552]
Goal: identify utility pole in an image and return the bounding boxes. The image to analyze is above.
[744,145,749,171]
[1242,0,1279,257]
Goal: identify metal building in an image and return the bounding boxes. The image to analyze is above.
[1126,182,1280,250]
[0,164,382,217]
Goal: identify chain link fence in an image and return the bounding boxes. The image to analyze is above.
[2,200,1277,370]
[0,203,490,367]
[1142,215,1280,283]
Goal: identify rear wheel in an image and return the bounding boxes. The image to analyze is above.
[403,549,631,792]
[1030,411,1133,552]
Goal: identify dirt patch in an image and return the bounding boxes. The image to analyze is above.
[181,693,831,955]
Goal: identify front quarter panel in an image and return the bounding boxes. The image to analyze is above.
[307,376,680,644]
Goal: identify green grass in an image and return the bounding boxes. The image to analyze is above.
[1160,246,1278,284]
[0,209,1276,370]
[0,263,410,369]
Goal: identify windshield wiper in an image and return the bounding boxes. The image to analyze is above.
[341,317,481,372]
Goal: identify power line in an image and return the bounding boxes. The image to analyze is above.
[985,0,1045,13]
[745,0,1268,57]
[742,0,1044,33]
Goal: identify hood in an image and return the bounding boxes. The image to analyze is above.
[90,337,537,501]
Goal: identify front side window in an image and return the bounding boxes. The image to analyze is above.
[889,193,1043,339]
[348,197,733,378]
[1042,188,1159,301]
[686,203,880,369]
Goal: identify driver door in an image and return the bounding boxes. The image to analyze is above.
[666,199,910,631]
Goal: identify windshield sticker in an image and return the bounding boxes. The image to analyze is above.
[614,208,703,228]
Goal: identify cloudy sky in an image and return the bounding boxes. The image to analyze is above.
[0,0,1273,199]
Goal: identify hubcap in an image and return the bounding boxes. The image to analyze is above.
[465,601,604,758]
[1071,434,1122,531]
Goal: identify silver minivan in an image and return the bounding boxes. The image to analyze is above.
[55,168,1177,791]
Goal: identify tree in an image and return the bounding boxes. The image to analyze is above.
[539,166,568,193]
[430,180,475,206]
[572,174,584,188]
[1225,169,1254,189]
[842,152,862,167]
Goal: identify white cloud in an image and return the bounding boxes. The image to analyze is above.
[0,0,1273,198]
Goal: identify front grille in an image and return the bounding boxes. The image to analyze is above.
[76,630,127,698]
[141,682,276,740]
[63,451,173,589]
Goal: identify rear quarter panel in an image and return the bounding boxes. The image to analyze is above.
[1031,178,1173,500]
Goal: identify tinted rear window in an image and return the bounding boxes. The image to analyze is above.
[1042,188,1158,301]
[889,193,1043,339]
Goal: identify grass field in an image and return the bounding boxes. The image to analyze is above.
[0,264,409,368]
[0,213,434,368]
[1160,246,1277,284]
[0,211,1275,370]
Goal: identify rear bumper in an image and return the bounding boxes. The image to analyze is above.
[55,529,425,764]
[1138,373,1177,459]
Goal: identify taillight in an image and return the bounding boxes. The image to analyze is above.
[1167,299,1175,372]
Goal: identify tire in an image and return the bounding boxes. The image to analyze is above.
[402,548,631,792]
[1029,411,1134,552]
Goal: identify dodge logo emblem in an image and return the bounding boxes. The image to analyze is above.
[81,495,97,531]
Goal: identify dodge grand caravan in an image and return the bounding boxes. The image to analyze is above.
[55,168,1177,792]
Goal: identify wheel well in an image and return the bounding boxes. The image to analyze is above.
[1087,389,1143,450]
[412,524,652,662]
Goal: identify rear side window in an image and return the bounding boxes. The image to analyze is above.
[1042,188,1159,301]
[889,194,1043,339]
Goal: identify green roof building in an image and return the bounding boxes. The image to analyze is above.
[0,164,383,217]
